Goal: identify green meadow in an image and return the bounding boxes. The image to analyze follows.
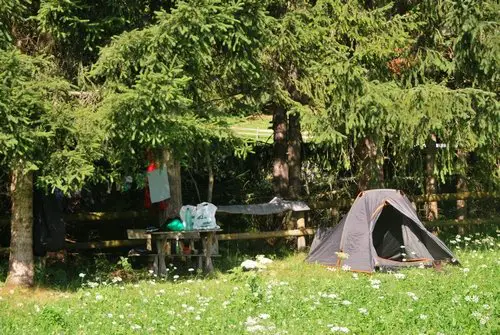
[0,233,498,335]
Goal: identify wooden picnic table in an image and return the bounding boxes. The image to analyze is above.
[150,229,222,275]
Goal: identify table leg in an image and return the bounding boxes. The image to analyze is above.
[203,232,214,273]
[156,237,167,276]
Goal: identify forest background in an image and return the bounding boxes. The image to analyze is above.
[0,0,498,287]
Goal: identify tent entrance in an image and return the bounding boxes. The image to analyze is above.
[372,204,433,262]
[372,204,406,261]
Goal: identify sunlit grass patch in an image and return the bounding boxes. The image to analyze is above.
[0,233,498,334]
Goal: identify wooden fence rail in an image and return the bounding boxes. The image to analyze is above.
[19,217,497,251]
[0,191,494,225]
[0,192,497,253]
[0,216,497,253]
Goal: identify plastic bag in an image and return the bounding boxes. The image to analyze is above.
[193,203,219,230]
[165,218,185,231]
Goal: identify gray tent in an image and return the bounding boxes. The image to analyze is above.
[307,189,458,272]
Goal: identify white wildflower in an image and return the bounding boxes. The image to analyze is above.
[259,314,270,320]
[256,255,273,265]
[246,325,267,333]
[394,273,406,280]
[462,268,470,273]
[341,300,352,306]
[419,314,428,320]
[341,264,351,271]
[407,292,419,301]
[79,273,86,278]
[358,308,368,315]
[95,294,103,301]
[88,282,99,288]
[330,326,350,333]
[245,317,259,326]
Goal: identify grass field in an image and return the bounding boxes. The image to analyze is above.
[0,232,498,334]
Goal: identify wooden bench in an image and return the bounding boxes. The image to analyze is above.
[126,229,152,251]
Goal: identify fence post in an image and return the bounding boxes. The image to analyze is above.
[296,211,306,251]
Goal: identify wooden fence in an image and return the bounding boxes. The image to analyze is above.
[0,191,498,253]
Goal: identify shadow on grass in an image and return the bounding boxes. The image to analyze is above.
[0,238,301,290]
[2,224,497,290]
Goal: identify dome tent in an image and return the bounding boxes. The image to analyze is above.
[306,189,458,272]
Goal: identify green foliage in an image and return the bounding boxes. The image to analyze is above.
[35,0,173,76]
[91,0,271,175]
[37,307,67,331]
[0,49,104,193]
[1,0,499,200]
[117,257,132,272]
[268,0,499,188]
[0,0,27,48]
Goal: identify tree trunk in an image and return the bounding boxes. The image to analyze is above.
[456,150,468,234]
[288,112,302,199]
[6,165,34,287]
[206,147,214,203]
[272,103,289,198]
[357,136,384,191]
[425,134,438,221]
[163,150,182,220]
